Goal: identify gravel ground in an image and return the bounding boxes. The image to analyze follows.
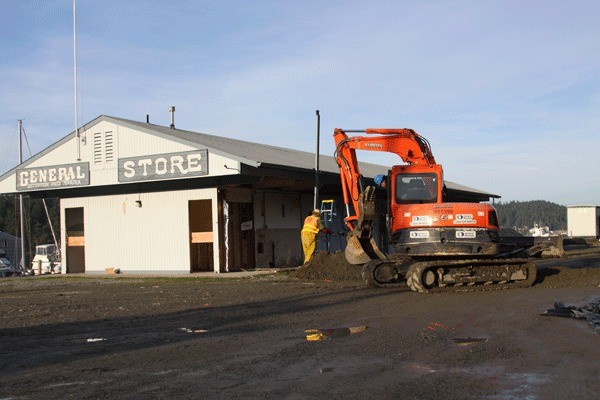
[0,246,599,399]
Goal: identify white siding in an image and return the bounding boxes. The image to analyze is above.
[0,136,81,193]
[0,174,16,193]
[567,206,600,238]
[0,120,242,194]
[254,191,303,230]
[60,188,219,273]
[79,121,240,186]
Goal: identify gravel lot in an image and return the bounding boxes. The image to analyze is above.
[1,246,599,399]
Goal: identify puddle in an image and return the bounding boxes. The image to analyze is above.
[305,326,367,341]
[452,337,488,346]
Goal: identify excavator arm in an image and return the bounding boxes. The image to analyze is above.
[333,128,439,264]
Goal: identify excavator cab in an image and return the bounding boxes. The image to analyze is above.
[396,175,436,202]
[392,164,443,205]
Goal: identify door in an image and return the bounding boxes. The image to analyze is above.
[228,202,255,270]
[188,200,213,272]
[65,207,85,273]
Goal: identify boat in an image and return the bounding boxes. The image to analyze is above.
[0,248,20,277]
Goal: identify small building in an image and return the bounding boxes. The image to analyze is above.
[0,115,498,274]
[0,230,21,268]
[567,205,600,239]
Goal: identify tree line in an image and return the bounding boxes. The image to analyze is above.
[0,195,60,251]
[493,200,566,232]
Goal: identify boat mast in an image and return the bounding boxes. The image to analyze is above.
[18,119,26,272]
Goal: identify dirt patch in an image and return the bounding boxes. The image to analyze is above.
[535,267,600,288]
[2,250,600,399]
[292,251,362,281]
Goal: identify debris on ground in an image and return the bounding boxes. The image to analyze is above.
[528,243,564,258]
[86,338,106,343]
[541,297,600,333]
[179,328,208,334]
[452,337,488,346]
[499,235,564,258]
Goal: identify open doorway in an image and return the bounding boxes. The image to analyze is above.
[188,200,213,272]
[65,207,85,273]
[227,202,255,271]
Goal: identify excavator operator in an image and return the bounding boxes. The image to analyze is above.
[301,209,332,264]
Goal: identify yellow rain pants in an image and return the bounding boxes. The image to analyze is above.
[301,231,318,264]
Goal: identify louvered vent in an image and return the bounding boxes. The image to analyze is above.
[105,131,114,164]
[92,130,117,168]
[93,132,103,165]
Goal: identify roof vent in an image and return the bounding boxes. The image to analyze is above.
[169,105,175,129]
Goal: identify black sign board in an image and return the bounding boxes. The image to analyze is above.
[118,149,208,183]
[16,162,90,191]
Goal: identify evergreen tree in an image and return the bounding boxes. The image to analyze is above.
[494,200,566,231]
[0,195,60,247]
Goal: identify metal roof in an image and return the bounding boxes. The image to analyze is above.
[0,115,499,199]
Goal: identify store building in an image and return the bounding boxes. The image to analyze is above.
[0,115,498,274]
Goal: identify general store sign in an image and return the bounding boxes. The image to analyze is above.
[16,162,90,191]
[118,149,208,183]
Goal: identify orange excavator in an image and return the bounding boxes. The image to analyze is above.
[334,128,536,293]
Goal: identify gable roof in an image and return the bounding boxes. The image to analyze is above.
[0,115,499,199]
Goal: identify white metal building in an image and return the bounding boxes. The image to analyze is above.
[0,115,498,274]
[567,205,600,239]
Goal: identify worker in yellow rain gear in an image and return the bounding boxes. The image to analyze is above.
[301,209,332,264]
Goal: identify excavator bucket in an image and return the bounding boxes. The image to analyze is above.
[344,186,387,264]
[345,233,387,264]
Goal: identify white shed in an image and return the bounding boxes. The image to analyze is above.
[567,205,600,239]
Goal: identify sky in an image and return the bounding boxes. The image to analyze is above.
[1,0,599,206]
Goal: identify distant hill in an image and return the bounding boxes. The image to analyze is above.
[493,200,566,234]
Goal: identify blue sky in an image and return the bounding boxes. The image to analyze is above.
[1,0,599,205]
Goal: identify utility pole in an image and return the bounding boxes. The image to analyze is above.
[73,0,80,161]
[18,119,26,272]
[313,110,320,210]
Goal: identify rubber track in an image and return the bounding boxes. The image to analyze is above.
[405,258,537,294]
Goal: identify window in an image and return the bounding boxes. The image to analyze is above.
[395,173,438,204]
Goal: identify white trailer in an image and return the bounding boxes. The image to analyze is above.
[567,205,600,239]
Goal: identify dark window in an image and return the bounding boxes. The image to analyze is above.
[395,173,438,204]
